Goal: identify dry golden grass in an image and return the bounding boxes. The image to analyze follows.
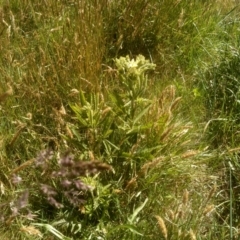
[20,226,42,238]
[182,189,189,206]
[139,157,164,176]
[0,0,237,239]
[155,215,168,239]
[189,228,197,240]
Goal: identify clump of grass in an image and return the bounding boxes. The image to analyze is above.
[159,186,218,239]
[0,0,239,239]
[199,45,240,229]
[202,49,240,147]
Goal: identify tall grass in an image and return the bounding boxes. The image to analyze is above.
[0,0,239,239]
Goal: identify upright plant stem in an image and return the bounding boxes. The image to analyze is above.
[228,161,233,240]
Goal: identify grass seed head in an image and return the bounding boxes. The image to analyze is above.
[181,150,199,159]
[65,125,73,139]
[89,151,95,161]
[206,183,217,203]
[203,204,215,216]
[178,8,185,28]
[182,189,189,205]
[101,107,112,116]
[160,126,174,141]
[167,209,175,221]
[176,209,184,220]
[189,228,196,240]
[139,157,164,175]
[20,225,42,237]
[125,177,138,191]
[170,97,182,111]
[155,215,168,239]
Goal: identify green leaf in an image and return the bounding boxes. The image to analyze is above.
[33,223,72,240]
[70,105,88,126]
[133,104,151,125]
[107,224,143,237]
[79,90,87,106]
[128,198,148,224]
[119,224,143,236]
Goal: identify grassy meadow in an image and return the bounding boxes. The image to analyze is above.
[0,0,240,239]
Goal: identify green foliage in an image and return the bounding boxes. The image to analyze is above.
[0,0,239,239]
[196,4,240,236]
[200,48,240,229]
[66,55,213,239]
[69,55,157,174]
[202,50,240,147]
